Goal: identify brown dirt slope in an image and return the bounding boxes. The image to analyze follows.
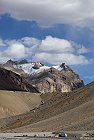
[0,90,41,119]
[0,82,94,132]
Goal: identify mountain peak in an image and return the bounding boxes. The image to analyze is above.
[5,59,18,66]
[60,63,65,68]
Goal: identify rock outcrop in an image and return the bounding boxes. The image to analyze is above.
[32,62,44,69]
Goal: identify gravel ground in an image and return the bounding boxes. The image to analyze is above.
[0,132,94,140]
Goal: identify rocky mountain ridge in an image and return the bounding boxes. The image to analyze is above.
[0,60,84,93]
[27,66,84,93]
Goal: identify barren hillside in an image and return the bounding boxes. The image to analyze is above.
[0,82,94,132]
[0,90,41,119]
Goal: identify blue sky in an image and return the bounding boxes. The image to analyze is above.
[0,0,94,84]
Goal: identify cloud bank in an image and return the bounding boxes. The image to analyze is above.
[0,0,94,27]
[0,36,91,65]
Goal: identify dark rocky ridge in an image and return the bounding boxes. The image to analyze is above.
[0,67,38,92]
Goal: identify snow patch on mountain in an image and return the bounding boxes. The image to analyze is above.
[13,63,51,75]
[12,61,67,75]
[52,65,63,71]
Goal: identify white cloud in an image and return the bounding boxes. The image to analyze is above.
[21,37,40,46]
[39,36,75,53]
[0,0,94,27]
[77,46,89,54]
[0,38,5,47]
[5,43,26,59]
[0,36,92,65]
[32,36,90,65]
[0,40,29,62]
[70,41,89,54]
[33,53,90,65]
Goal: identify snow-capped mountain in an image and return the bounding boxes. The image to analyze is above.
[0,60,84,94]
[2,59,70,76]
[13,62,67,75]
[13,62,50,75]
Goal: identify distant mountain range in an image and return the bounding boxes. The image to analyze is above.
[0,59,84,93]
